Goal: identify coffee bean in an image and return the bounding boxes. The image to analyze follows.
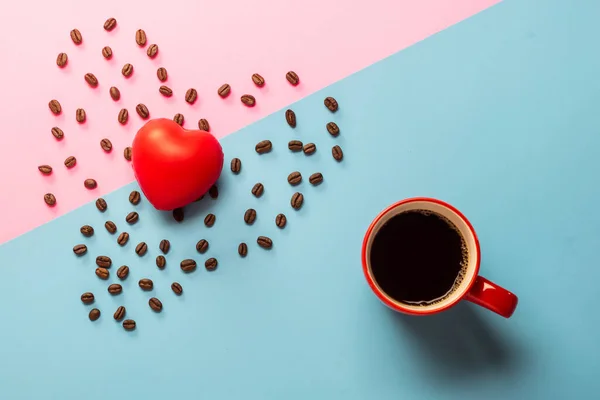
[171,282,183,295]
[252,73,265,87]
[324,96,338,112]
[76,108,86,123]
[241,94,256,107]
[44,193,56,206]
[326,122,340,136]
[81,292,94,304]
[309,172,323,185]
[156,255,166,269]
[159,85,173,97]
[147,44,159,58]
[230,158,241,174]
[64,156,76,168]
[96,198,107,212]
[105,220,117,234]
[135,29,147,46]
[56,52,68,67]
[149,297,163,312]
[303,143,316,155]
[73,244,87,255]
[205,258,218,271]
[276,213,287,228]
[114,229,129,245]
[204,213,216,227]
[257,236,273,249]
[89,308,100,321]
[122,63,134,77]
[113,306,126,321]
[159,239,170,254]
[108,284,122,295]
[104,17,117,31]
[332,145,343,161]
[126,212,139,224]
[196,239,209,254]
[180,259,197,272]
[109,86,120,101]
[96,256,112,268]
[291,192,304,210]
[255,140,272,154]
[118,108,129,124]
[198,118,210,132]
[157,67,168,81]
[136,104,149,119]
[286,71,299,86]
[80,225,94,237]
[244,208,257,225]
[288,140,303,152]
[124,147,132,161]
[38,165,52,175]
[84,179,97,189]
[135,242,148,256]
[209,185,218,199]
[51,127,64,140]
[251,183,264,198]
[285,109,296,128]
[173,207,184,222]
[173,113,184,126]
[218,84,230,98]
[287,171,302,186]
[123,319,136,330]
[95,267,109,280]
[185,88,198,104]
[100,138,112,152]
[117,265,129,280]
[84,73,98,88]
[49,100,62,115]
[102,46,113,59]
[70,29,82,45]
[238,243,248,257]
[129,190,141,205]
[139,278,153,290]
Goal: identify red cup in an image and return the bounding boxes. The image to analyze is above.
[361,197,518,318]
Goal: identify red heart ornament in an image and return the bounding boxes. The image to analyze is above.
[132,118,224,210]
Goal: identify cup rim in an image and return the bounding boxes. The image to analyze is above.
[361,197,481,315]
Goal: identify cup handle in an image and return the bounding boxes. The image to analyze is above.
[464,276,518,318]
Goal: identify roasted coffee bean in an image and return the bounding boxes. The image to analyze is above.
[49,99,62,115]
[244,208,257,225]
[173,113,184,126]
[218,83,230,98]
[123,319,136,330]
[100,138,112,152]
[171,282,183,295]
[104,17,117,31]
[56,52,68,67]
[70,29,82,45]
[76,108,86,123]
[139,278,153,290]
[118,108,129,124]
[80,225,94,237]
[303,143,316,155]
[108,284,122,295]
[136,104,149,119]
[173,207,184,222]
[252,73,265,87]
[124,146,132,161]
[251,182,264,198]
[205,258,218,271]
[196,239,208,254]
[159,85,173,97]
[287,171,302,186]
[73,244,87,255]
[241,94,256,107]
[51,126,64,140]
[117,265,129,280]
[89,308,100,321]
[185,88,198,104]
[255,140,272,154]
[105,220,117,234]
[326,122,340,136]
[113,306,126,321]
[102,46,113,59]
[198,118,210,131]
[291,192,304,209]
[84,179,97,189]
[309,172,323,185]
[81,292,94,304]
[96,255,112,268]
[324,96,338,112]
[135,29,147,46]
[180,259,197,272]
[135,242,148,256]
[109,86,120,101]
[156,255,166,269]
[288,140,303,152]
[126,212,139,224]
[129,190,141,205]
[38,165,52,175]
[84,73,98,88]
[209,185,218,199]
[149,297,163,312]
[95,267,109,280]
[117,232,129,246]
[276,213,287,228]
[286,71,299,86]
[230,157,241,174]
[96,198,107,212]
[44,193,56,206]
[157,67,168,81]
[332,145,343,161]
[204,213,216,227]
[64,156,76,168]
[238,242,248,257]
[147,44,159,58]
[257,236,273,249]
[159,239,170,254]
[285,109,296,128]
[122,63,134,77]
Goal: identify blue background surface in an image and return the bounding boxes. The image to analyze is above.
[1,0,600,398]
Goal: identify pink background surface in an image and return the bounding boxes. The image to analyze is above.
[0,0,499,244]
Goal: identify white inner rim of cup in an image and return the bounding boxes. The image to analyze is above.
[365,200,479,313]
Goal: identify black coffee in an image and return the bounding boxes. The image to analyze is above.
[369,210,468,306]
